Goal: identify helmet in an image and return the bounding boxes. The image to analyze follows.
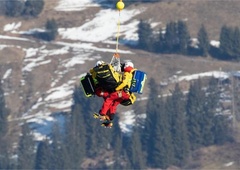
[95,60,105,67]
[124,61,134,69]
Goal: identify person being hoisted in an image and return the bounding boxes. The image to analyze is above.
[89,60,124,127]
[97,61,136,127]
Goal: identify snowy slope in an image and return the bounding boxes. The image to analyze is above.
[1,0,145,139]
[1,0,238,140]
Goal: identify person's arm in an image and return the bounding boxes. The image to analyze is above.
[115,72,131,91]
[89,68,98,85]
[89,68,94,75]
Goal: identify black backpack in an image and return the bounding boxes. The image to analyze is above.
[93,64,121,92]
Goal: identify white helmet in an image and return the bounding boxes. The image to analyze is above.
[124,61,134,69]
[95,60,105,67]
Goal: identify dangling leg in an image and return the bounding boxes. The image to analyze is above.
[100,92,121,127]
[101,110,114,128]
[98,91,119,121]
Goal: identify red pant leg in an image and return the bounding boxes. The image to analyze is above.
[109,100,121,114]
[109,91,130,114]
[100,92,119,115]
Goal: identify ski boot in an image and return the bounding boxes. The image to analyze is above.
[93,113,100,119]
[101,121,113,128]
[93,113,110,121]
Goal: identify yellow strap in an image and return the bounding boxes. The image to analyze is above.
[115,10,121,54]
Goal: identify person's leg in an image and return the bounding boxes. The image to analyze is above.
[101,92,130,128]
[109,91,130,115]
[99,91,118,117]
[101,110,114,128]
[109,100,121,115]
[107,109,115,121]
[99,97,112,115]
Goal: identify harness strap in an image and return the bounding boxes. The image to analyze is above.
[116,10,121,54]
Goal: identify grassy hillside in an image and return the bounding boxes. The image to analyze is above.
[134,0,240,40]
[185,143,240,169]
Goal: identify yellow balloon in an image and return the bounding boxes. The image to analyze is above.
[116,1,125,10]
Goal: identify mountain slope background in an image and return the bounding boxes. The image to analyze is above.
[1,0,240,169]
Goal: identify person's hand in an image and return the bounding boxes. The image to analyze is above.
[123,87,129,93]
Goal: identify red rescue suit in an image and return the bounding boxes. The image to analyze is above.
[99,66,135,117]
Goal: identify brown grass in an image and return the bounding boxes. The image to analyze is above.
[131,0,240,40]
[185,143,240,170]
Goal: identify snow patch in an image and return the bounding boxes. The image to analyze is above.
[45,83,73,101]
[224,161,234,167]
[177,71,229,82]
[119,110,136,133]
[0,35,31,41]
[58,9,141,42]
[210,40,220,48]
[4,22,22,32]
[55,0,100,11]
[2,69,12,79]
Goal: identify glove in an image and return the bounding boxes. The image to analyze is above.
[95,88,105,97]
[101,91,109,98]
[123,87,129,93]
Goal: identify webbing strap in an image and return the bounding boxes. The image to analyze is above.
[110,1,123,72]
[115,10,121,54]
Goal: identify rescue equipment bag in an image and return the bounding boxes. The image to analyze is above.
[129,70,147,94]
[80,74,95,97]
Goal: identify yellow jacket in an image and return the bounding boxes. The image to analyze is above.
[115,68,136,91]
